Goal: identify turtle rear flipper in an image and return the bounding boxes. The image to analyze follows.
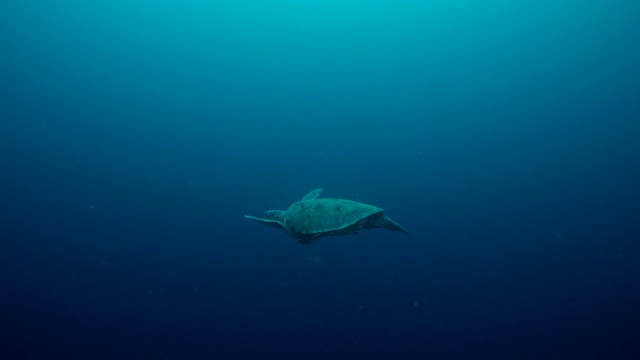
[372,215,409,234]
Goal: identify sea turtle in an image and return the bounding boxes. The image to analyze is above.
[244,188,409,243]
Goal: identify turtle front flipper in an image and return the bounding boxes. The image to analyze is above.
[244,215,285,230]
[302,188,323,201]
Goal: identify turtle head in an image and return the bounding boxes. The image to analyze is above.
[263,210,284,222]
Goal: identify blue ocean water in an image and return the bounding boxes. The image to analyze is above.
[1,1,639,358]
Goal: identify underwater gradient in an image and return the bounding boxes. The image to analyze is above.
[1,1,639,359]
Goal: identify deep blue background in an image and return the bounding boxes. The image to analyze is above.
[1,1,639,359]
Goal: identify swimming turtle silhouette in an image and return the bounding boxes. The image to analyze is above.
[244,188,409,243]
